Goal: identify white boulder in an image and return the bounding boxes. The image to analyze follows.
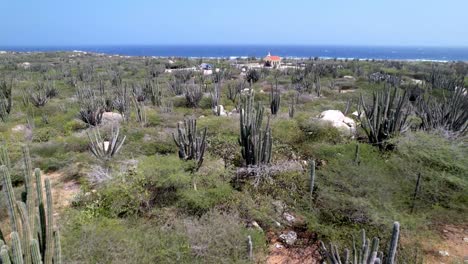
[213,105,228,116]
[102,112,123,125]
[318,110,356,136]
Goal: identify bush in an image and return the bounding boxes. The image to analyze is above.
[299,118,344,144]
[182,209,260,263]
[64,119,87,135]
[62,215,192,264]
[83,155,192,217]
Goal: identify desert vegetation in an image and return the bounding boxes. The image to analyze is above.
[0,51,466,263]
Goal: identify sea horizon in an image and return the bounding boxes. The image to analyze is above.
[2,44,468,61]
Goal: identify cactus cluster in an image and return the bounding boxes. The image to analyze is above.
[238,93,272,166]
[320,222,400,264]
[172,118,207,170]
[184,83,203,108]
[29,81,57,108]
[77,86,105,126]
[0,146,62,264]
[360,85,410,149]
[416,87,467,134]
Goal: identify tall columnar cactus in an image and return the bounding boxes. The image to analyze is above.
[11,232,23,264]
[238,93,272,166]
[320,222,400,264]
[0,148,62,264]
[411,173,422,214]
[210,83,221,114]
[354,144,361,165]
[0,245,11,264]
[44,179,54,264]
[270,81,281,115]
[30,239,42,264]
[0,79,13,122]
[172,118,207,170]
[288,93,298,119]
[360,85,410,149]
[1,166,19,232]
[309,160,316,198]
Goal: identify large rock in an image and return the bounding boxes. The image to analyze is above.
[279,231,297,246]
[102,112,123,125]
[213,105,228,116]
[318,110,356,136]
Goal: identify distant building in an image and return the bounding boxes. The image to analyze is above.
[263,52,281,68]
[199,63,213,70]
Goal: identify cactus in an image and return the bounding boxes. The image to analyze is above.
[29,81,56,108]
[30,239,42,264]
[210,83,221,113]
[0,79,12,122]
[238,93,272,166]
[386,222,400,264]
[270,81,281,115]
[172,118,207,170]
[16,201,32,263]
[87,126,126,161]
[77,87,105,126]
[309,160,316,198]
[11,231,24,264]
[0,245,11,264]
[112,85,131,122]
[184,83,203,108]
[44,179,54,264]
[35,169,46,254]
[411,173,422,213]
[314,74,321,97]
[1,166,19,232]
[360,85,410,149]
[415,87,467,134]
[320,222,400,264]
[53,230,62,264]
[247,235,253,260]
[354,144,361,165]
[145,79,162,107]
[0,145,11,169]
[0,148,62,264]
[131,93,147,126]
[288,93,298,119]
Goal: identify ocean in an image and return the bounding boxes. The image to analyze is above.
[2,45,468,61]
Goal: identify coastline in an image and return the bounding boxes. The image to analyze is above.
[0,50,459,63]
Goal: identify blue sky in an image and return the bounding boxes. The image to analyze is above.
[1,0,467,46]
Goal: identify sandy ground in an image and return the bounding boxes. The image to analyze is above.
[421,224,468,264]
[42,171,80,223]
[265,230,321,264]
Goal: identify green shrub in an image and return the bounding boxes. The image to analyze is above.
[64,119,87,135]
[299,118,344,144]
[62,215,192,264]
[32,126,60,142]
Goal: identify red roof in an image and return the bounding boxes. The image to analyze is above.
[264,55,281,61]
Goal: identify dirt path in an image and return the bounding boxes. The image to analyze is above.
[422,224,468,264]
[43,171,80,222]
[265,230,321,264]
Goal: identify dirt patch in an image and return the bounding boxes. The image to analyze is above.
[421,224,468,264]
[42,171,80,222]
[266,229,321,264]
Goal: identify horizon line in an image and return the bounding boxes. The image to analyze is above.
[2,44,468,49]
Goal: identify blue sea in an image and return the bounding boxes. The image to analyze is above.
[2,45,468,61]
